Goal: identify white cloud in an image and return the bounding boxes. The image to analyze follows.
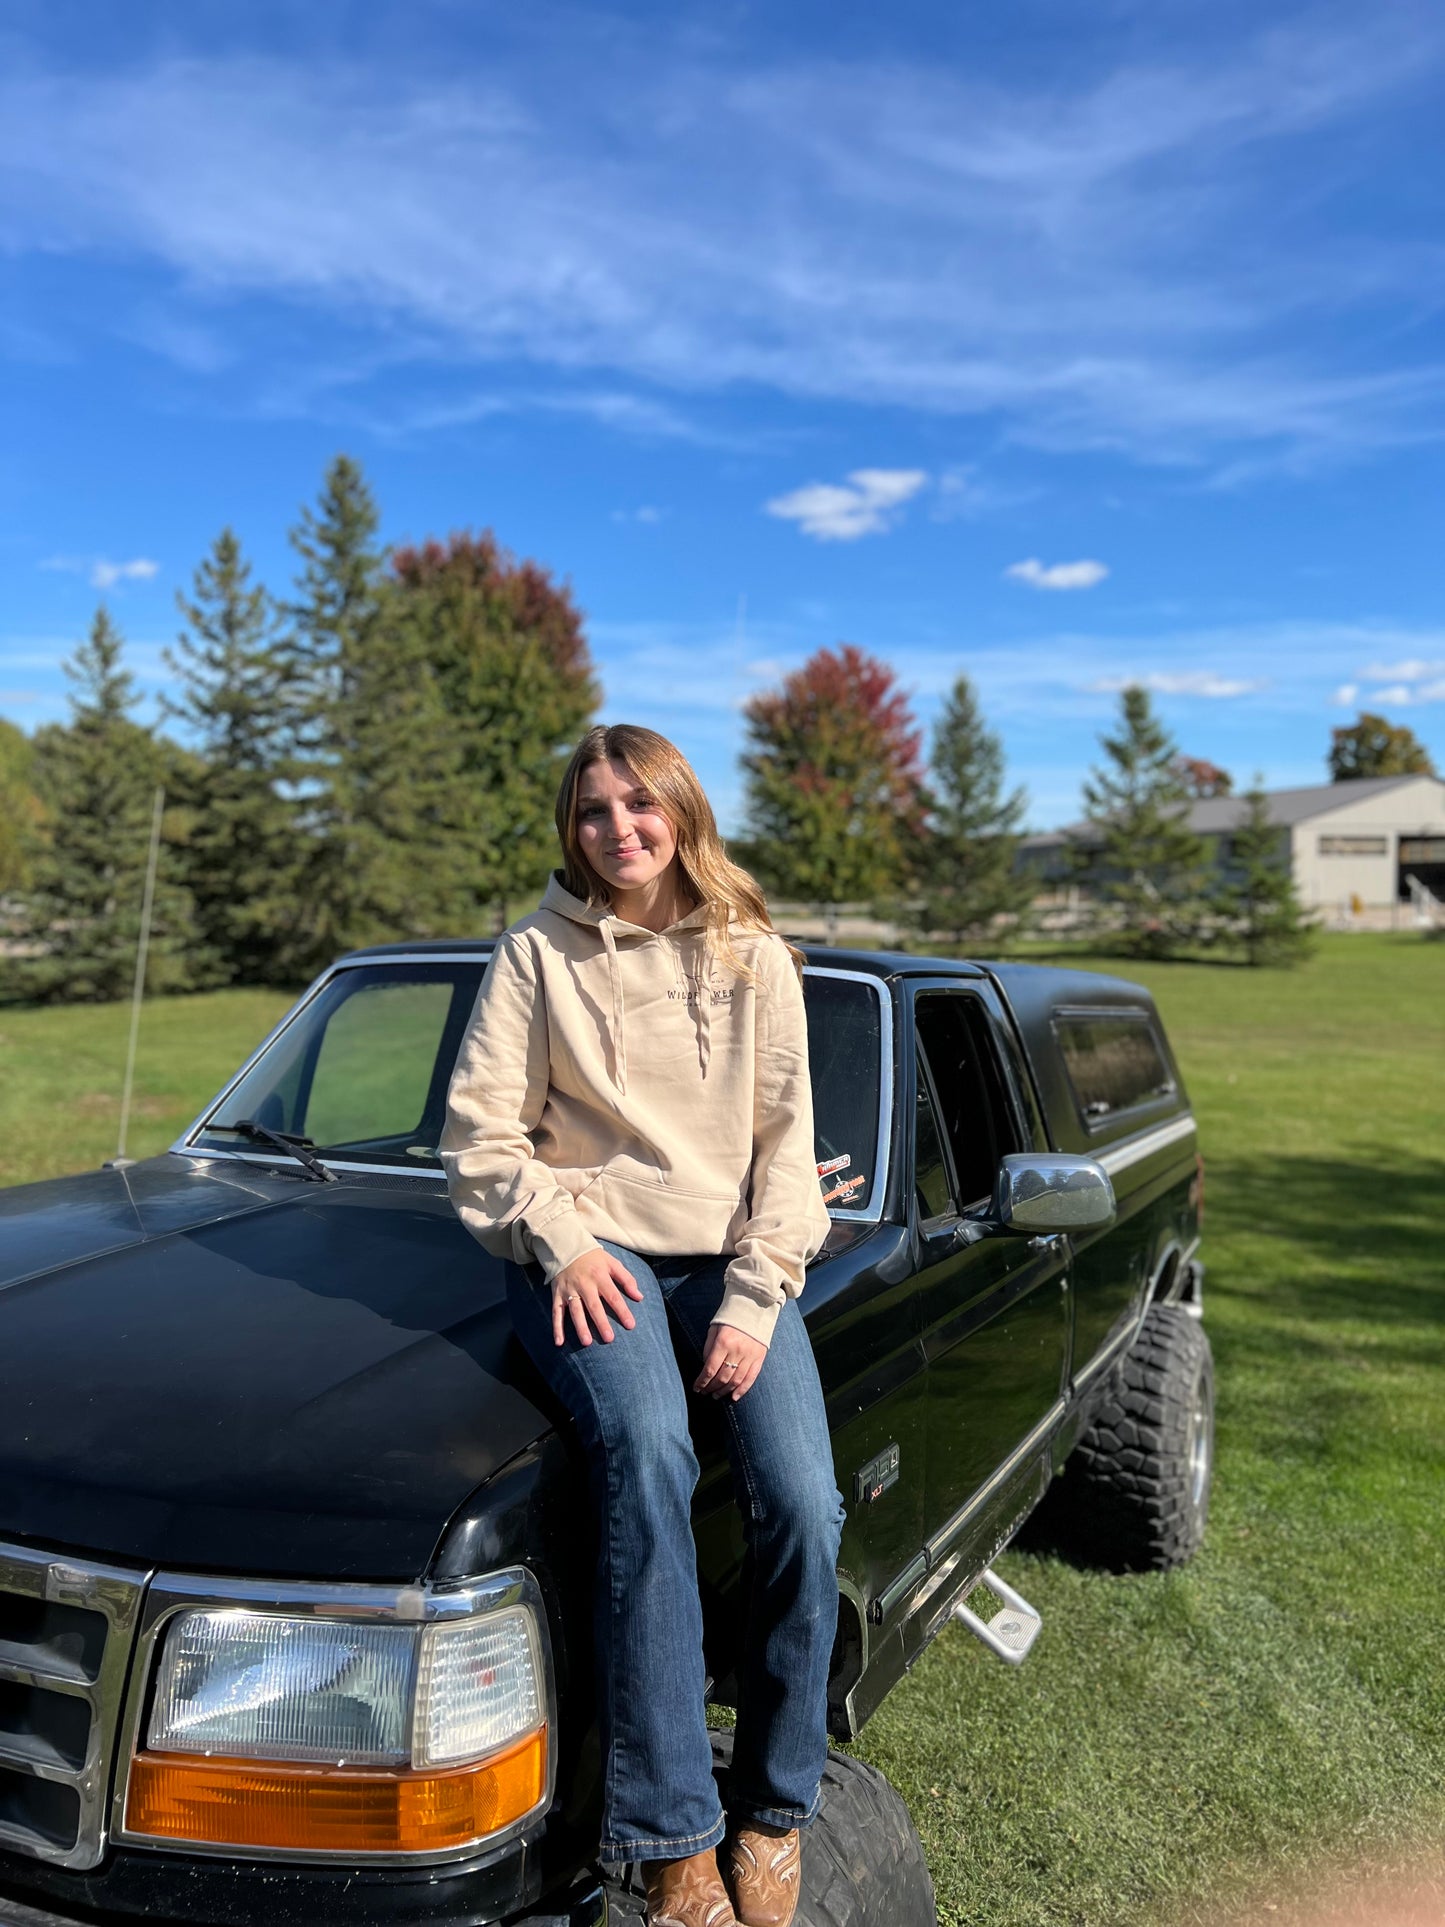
[610,505,664,526]
[1358,657,1445,682]
[41,555,160,590]
[766,469,928,542]
[3,15,1441,471]
[91,557,160,590]
[1333,682,1360,706]
[1366,680,1445,705]
[1087,671,1265,697]
[1007,558,1110,591]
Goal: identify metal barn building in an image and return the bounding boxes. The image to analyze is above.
[1020,774,1445,916]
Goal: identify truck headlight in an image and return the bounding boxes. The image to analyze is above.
[121,1572,552,1860]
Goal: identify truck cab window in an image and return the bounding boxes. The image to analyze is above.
[914,994,1019,1209]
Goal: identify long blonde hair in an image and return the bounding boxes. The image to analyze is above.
[554,723,804,983]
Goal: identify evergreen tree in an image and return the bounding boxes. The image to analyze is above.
[1217,781,1317,966]
[164,529,296,985]
[281,456,456,965]
[1081,686,1211,959]
[740,644,925,918]
[1328,712,1435,781]
[4,610,197,1004]
[900,673,1034,949]
[389,532,599,932]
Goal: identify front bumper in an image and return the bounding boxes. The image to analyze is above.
[0,1876,607,1927]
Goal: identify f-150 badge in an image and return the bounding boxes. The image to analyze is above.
[854,1443,901,1504]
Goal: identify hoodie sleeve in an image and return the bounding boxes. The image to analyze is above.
[714,936,833,1347]
[440,932,603,1282]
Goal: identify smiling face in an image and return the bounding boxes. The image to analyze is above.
[574,756,680,897]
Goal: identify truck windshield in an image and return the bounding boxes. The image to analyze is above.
[189,958,886,1215]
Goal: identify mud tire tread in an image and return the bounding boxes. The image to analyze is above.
[1042,1303,1214,1573]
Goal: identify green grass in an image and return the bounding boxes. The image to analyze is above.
[849,933,1445,1924]
[2,935,1442,1922]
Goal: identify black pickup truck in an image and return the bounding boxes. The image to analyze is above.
[0,943,1211,1927]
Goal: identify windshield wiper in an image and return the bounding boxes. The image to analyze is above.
[210,1119,338,1184]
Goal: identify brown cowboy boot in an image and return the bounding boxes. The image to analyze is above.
[726,1822,802,1927]
[642,1846,739,1927]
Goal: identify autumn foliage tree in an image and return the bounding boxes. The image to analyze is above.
[1174,756,1233,799]
[389,531,598,931]
[740,644,925,913]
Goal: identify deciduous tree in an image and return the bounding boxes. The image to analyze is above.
[389,531,598,932]
[0,718,41,900]
[1174,756,1233,799]
[1081,686,1210,958]
[740,644,925,916]
[1328,713,1436,781]
[902,673,1033,948]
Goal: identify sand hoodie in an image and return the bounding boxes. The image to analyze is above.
[440,871,833,1346]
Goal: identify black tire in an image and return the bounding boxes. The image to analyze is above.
[603,1728,936,1927]
[1039,1303,1215,1572]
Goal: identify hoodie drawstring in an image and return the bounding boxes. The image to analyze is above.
[599,918,627,1095]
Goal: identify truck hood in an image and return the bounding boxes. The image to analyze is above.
[0,1155,553,1582]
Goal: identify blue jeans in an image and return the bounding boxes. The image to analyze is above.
[504,1239,846,1865]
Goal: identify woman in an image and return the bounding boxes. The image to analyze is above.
[440,723,845,1927]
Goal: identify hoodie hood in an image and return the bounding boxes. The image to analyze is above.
[538,869,732,1095]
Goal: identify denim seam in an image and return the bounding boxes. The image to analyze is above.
[724,1400,766,1523]
[563,1356,627,1848]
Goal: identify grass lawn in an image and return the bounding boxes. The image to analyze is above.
[2,933,1442,1923]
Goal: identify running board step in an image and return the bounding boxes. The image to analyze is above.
[951,1567,1042,1665]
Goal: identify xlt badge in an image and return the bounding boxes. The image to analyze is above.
[854,1443,901,1504]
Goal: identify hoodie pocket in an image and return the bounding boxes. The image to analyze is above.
[575,1157,743,1252]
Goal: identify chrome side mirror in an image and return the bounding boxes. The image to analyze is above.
[990,1153,1116,1234]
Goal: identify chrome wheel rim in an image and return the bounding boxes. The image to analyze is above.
[1187,1382,1212,1511]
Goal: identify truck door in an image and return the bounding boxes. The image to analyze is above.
[911,984,1071,1558]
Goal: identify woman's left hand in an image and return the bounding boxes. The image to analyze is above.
[694,1322,768,1401]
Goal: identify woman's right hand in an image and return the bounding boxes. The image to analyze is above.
[551,1248,643,1347]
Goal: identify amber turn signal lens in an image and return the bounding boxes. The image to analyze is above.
[125,1725,547,1855]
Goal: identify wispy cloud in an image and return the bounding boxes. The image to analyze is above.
[1087,670,1264,698]
[1008,557,1109,591]
[41,555,160,590]
[610,505,665,526]
[1339,656,1445,705]
[2,13,1441,470]
[766,469,928,541]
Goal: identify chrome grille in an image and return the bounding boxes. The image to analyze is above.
[0,1541,147,1869]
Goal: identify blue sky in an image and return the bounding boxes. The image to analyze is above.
[3,0,1444,832]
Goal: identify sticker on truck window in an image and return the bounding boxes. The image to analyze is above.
[822,1172,867,1205]
[816,1153,851,1177]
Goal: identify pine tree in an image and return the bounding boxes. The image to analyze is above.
[389,532,599,932]
[740,644,926,917]
[5,609,197,1004]
[1218,781,1317,966]
[280,456,447,965]
[901,673,1034,949]
[1081,686,1211,959]
[164,529,296,985]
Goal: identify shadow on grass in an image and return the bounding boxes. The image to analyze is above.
[1206,1148,1445,1332]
